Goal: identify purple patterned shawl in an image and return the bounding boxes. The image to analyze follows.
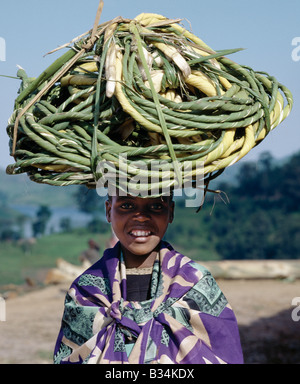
[54,241,243,364]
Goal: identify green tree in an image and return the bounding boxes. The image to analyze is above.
[32,205,52,237]
[280,152,300,212]
[59,217,72,233]
[74,186,105,214]
[235,161,257,196]
[208,150,300,260]
[74,186,108,232]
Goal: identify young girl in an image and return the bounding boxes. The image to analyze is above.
[54,193,243,364]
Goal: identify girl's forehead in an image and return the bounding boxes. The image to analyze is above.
[109,194,172,204]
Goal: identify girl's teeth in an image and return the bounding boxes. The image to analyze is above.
[131,230,151,237]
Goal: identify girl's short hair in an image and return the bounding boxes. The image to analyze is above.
[107,191,174,203]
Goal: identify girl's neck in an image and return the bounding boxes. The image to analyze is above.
[121,246,159,269]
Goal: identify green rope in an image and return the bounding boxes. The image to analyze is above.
[6,13,293,194]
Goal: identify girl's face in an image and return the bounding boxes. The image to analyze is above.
[105,194,174,267]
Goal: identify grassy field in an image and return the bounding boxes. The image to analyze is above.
[0,230,112,287]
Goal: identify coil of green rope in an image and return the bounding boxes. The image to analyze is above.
[6,12,293,196]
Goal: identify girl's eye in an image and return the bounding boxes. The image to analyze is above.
[120,202,134,209]
[150,203,163,210]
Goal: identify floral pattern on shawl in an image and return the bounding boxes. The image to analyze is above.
[54,241,243,364]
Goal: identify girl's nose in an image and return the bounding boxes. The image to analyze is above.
[133,209,151,221]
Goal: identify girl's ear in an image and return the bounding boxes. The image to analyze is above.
[105,200,111,223]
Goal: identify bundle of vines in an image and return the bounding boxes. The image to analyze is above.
[6,13,293,195]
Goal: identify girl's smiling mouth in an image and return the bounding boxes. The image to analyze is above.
[129,230,152,237]
[128,227,155,242]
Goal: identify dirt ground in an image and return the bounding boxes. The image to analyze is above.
[0,279,299,364]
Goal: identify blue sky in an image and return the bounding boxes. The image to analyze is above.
[0,0,299,170]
